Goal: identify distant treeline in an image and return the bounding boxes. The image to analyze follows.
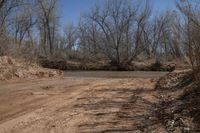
[0,0,200,71]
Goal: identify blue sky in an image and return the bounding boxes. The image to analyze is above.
[59,0,176,27]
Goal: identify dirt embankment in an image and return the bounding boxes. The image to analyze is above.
[0,56,63,81]
[155,70,200,132]
[39,59,176,71]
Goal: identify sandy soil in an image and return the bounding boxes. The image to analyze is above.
[0,73,167,133]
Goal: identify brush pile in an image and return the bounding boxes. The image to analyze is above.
[155,70,200,132]
[0,56,62,80]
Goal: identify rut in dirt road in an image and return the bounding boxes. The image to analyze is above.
[0,77,168,133]
[74,84,166,132]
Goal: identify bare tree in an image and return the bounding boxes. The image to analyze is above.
[176,0,200,68]
[0,0,24,55]
[0,0,23,29]
[78,0,152,68]
[0,0,5,9]
[36,0,58,56]
[130,1,151,62]
[12,4,36,46]
[78,18,103,61]
[67,0,153,66]
[63,23,77,50]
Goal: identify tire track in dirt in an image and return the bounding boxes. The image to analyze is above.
[0,77,125,133]
[0,74,166,133]
[72,78,167,133]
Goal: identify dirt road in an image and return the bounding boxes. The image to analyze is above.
[0,72,167,133]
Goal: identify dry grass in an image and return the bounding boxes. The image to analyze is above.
[155,71,200,132]
[0,56,63,81]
